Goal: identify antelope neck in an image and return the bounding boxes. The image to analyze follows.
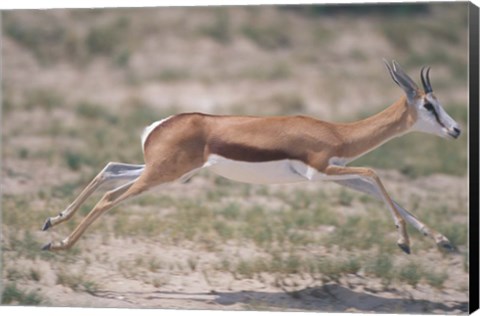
[337,97,416,160]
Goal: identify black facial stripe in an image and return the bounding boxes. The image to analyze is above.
[425,102,446,129]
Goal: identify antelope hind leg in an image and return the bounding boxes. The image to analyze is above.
[42,162,145,231]
[42,179,144,251]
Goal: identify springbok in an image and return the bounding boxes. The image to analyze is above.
[42,60,462,254]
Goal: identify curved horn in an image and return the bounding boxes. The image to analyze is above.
[421,66,433,93]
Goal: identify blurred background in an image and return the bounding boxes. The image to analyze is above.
[1,2,469,313]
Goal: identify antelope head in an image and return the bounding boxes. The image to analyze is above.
[384,60,462,139]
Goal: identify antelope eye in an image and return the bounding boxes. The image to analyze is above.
[424,102,435,112]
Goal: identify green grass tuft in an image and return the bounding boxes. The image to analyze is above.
[365,253,394,287]
[425,270,448,289]
[397,262,423,288]
[1,283,43,305]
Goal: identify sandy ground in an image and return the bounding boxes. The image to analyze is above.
[2,171,469,313]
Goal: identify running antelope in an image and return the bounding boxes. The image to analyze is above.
[42,60,462,254]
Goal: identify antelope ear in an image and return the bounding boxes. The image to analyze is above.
[383,59,420,103]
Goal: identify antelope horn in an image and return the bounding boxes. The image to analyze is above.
[421,66,433,93]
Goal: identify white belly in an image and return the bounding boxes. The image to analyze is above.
[204,154,327,184]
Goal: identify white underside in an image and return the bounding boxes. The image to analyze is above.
[203,154,332,184]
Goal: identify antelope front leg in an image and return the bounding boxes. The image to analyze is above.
[393,202,453,251]
[325,165,410,254]
[42,162,144,231]
[333,177,453,251]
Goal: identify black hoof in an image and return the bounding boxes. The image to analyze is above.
[42,218,52,231]
[438,241,455,252]
[41,242,52,251]
[398,243,411,254]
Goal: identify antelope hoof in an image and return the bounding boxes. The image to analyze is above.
[41,242,52,251]
[42,218,52,231]
[44,239,71,251]
[397,242,411,255]
[435,236,454,252]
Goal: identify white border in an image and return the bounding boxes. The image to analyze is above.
[1,0,478,316]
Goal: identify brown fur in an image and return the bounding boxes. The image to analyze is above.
[335,96,418,159]
[142,96,418,177]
